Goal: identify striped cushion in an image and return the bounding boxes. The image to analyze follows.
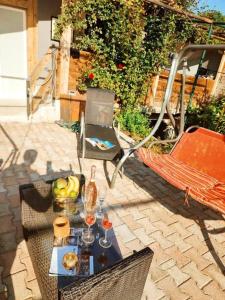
[137,148,225,215]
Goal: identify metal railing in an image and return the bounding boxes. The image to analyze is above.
[27,44,59,117]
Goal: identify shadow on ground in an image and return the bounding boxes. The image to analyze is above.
[105,156,225,275]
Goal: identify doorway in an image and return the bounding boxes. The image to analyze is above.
[0,5,27,120]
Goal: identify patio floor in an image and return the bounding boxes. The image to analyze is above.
[0,122,225,300]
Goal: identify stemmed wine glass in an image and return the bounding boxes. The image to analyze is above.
[96,185,107,219]
[82,212,96,244]
[99,215,112,248]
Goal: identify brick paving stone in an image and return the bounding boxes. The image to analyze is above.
[25,279,42,300]
[182,262,212,289]
[17,240,30,260]
[180,278,211,300]
[122,214,143,230]
[11,207,21,223]
[0,203,11,217]
[0,216,16,235]
[142,208,161,223]
[150,243,171,265]
[0,232,17,254]
[175,239,192,253]
[0,186,7,193]
[2,177,18,187]
[20,256,36,282]
[4,270,32,300]
[114,224,136,243]
[125,239,144,252]
[7,194,20,208]
[151,232,173,250]
[112,204,130,218]
[107,208,124,227]
[113,234,130,256]
[137,218,159,235]
[167,233,192,253]
[157,275,189,300]
[1,122,225,300]
[183,248,212,271]
[0,267,7,294]
[202,250,225,266]
[167,265,190,287]
[174,207,194,223]
[159,259,176,270]
[0,249,25,277]
[169,222,193,239]
[187,223,206,241]
[142,274,166,300]
[150,261,168,283]
[203,265,225,290]
[6,186,19,197]
[127,207,146,220]
[208,230,225,244]
[134,228,155,246]
[154,221,176,237]
[184,235,209,255]
[164,246,191,268]
[203,281,225,299]
[0,193,7,203]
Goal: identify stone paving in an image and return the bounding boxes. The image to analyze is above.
[0,122,225,300]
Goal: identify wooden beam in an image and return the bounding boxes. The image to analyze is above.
[59,26,72,94]
[27,0,38,73]
[145,0,213,24]
[0,0,28,8]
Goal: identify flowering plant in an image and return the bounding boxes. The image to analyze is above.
[57,0,208,108]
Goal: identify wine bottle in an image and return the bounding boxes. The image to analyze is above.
[85,165,97,212]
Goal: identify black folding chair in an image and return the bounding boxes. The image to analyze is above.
[80,88,122,161]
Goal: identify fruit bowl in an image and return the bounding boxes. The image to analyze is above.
[52,176,80,205]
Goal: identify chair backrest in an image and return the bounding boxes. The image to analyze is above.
[60,247,153,300]
[171,127,225,182]
[85,88,115,127]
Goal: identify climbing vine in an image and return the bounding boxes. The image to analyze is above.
[56,0,209,108]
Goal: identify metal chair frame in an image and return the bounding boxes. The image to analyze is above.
[80,88,122,160]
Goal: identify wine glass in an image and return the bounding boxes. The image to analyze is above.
[82,212,96,244]
[96,185,107,219]
[99,215,112,248]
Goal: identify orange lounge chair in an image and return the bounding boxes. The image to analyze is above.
[137,127,225,214]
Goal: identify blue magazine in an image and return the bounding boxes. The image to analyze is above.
[85,137,115,150]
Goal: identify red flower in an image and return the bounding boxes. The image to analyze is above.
[88,73,95,80]
[117,63,125,70]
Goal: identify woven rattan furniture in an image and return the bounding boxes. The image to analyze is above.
[60,247,153,300]
[20,180,153,300]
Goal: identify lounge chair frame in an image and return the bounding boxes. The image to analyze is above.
[111,44,225,189]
